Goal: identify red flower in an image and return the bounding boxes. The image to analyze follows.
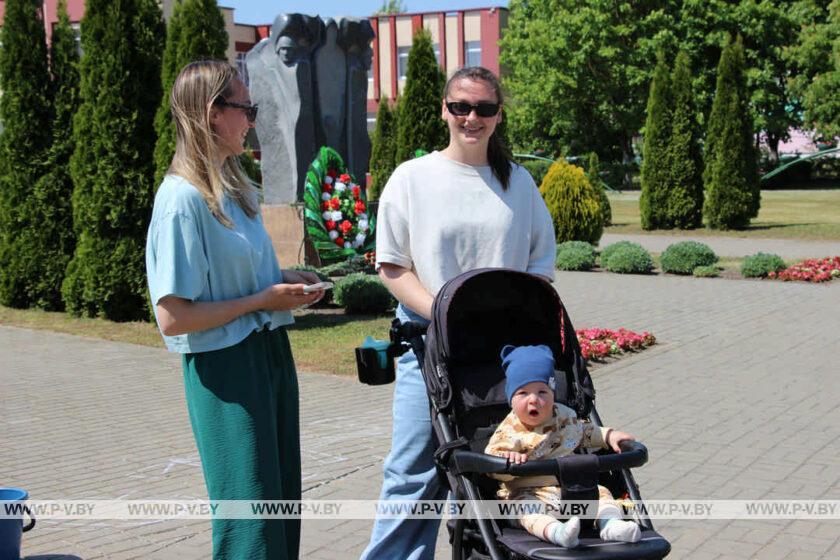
[335,237,345,247]
[330,197,341,210]
[321,201,330,211]
[354,200,366,215]
[339,173,352,183]
[351,185,361,199]
[322,182,333,192]
[325,220,336,231]
[327,169,337,178]
[340,220,353,234]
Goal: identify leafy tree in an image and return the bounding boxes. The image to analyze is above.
[26,0,81,309]
[586,152,611,227]
[703,37,760,230]
[153,0,228,187]
[395,29,448,164]
[368,96,397,201]
[0,0,54,307]
[786,0,840,139]
[501,0,673,178]
[375,0,406,14]
[62,0,165,320]
[665,51,704,228]
[640,53,672,230]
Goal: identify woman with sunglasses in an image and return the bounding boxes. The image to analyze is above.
[146,60,324,559]
[362,66,556,559]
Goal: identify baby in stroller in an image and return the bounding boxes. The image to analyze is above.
[486,344,642,549]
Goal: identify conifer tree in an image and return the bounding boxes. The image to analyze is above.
[25,0,80,310]
[395,29,447,163]
[368,96,397,201]
[62,0,165,320]
[639,53,671,230]
[153,0,228,187]
[665,51,703,229]
[0,0,53,307]
[703,37,760,230]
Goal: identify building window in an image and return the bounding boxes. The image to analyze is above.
[236,52,249,86]
[71,22,82,56]
[397,46,410,80]
[433,43,441,65]
[464,41,481,67]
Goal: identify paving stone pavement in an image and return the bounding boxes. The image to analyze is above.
[599,232,840,260]
[2,271,839,559]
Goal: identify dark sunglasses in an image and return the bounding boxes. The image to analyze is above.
[446,101,501,117]
[215,99,258,123]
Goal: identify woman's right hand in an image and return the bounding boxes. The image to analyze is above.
[257,282,322,311]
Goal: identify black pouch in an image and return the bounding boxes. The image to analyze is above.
[355,343,398,385]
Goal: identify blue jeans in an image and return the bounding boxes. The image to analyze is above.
[360,304,447,560]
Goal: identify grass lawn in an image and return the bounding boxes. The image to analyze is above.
[606,189,840,240]
[0,304,391,377]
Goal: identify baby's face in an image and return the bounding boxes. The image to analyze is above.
[511,381,553,428]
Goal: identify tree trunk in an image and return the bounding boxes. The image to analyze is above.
[620,135,635,190]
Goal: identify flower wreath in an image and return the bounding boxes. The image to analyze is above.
[303,147,376,264]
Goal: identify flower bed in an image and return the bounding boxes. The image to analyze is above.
[767,256,840,283]
[576,328,656,361]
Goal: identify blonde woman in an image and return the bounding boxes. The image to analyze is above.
[145,60,323,559]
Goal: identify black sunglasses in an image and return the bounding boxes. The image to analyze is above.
[215,99,258,123]
[446,101,501,117]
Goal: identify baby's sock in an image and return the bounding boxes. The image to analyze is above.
[546,517,580,548]
[598,517,641,543]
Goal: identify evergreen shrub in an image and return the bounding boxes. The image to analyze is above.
[692,265,719,278]
[586,153,612,226]
[555,241,596,271]
[539,160,604,245]
[660,241,718,275]
[602,242,654,274]
[639,52,672,230]
[368,96,397,201]
[741,253,786,278]
[334,273,395,314]
[522,160,551,186]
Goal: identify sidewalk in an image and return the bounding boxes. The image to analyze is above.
[2,271,839,559]
[599,232,840,260]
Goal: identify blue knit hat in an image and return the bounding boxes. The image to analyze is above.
[500,344,555,403]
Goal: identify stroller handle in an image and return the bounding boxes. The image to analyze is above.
[450,441,648,477]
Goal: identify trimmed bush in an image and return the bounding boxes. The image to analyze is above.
[334,273,395,314]
[369,95,397,201]
[539,160,604,245]
[555,241,596,271]
[639,52,672,230]
[660,241,718,275]
[693,265,719,278]
[741,253,786,278]
[602,242,654,274]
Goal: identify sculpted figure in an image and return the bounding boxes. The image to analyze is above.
[338,18,375,185]
[315,18,347,158]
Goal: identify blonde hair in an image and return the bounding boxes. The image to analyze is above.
[168,60,257,228]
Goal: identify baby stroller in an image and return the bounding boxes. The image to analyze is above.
[359,268,671,560]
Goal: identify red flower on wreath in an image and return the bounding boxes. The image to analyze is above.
[330,197,341,210]
[339,173,352,183]
[323,182,333,193]
[321,201,330,211]
[335,236,345,247]
[340,220,353,234]
[325,220,336,231]
[327,169,337,179]
[351,185,361,199]
[354,200,366,215]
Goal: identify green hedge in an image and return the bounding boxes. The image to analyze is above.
[601,242,654,274]
[660,241,718,275]
[555,241,596,271]
[334,273,395,314]
[741,253,786,278]
[692,265,719,278]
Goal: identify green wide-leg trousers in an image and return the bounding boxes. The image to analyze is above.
[182,327,301,560]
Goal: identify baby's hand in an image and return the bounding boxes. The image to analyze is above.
[607,430,636,453]
[500,451,528,465]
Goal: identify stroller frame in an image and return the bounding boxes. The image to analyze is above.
[388,268,671,560]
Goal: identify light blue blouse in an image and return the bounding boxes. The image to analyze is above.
[145,175,293,353]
